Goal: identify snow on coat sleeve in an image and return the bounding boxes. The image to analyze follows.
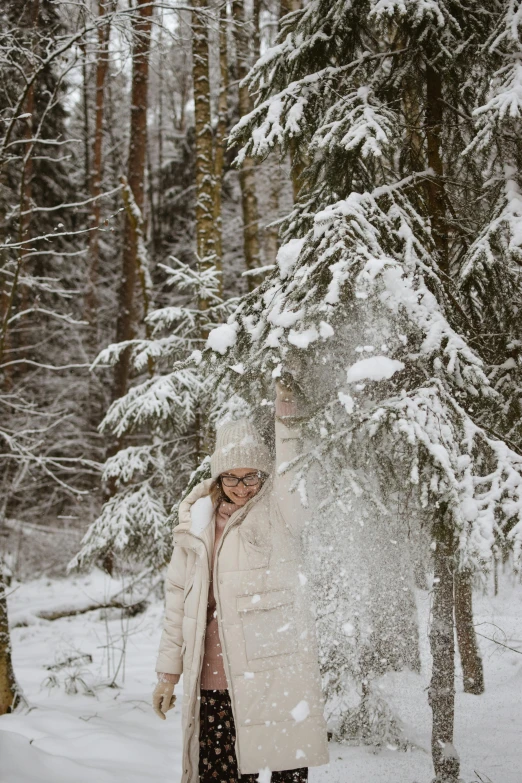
[274,411,310,537]
[155,543,187,675]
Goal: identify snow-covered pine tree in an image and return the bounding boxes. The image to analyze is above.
[195,2,522,779]
[449,2,522,698]
[458,1,522,454]
[70,253,233,570]
[72,0,273,573]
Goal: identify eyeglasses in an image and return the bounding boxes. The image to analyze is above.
[220,472,263,488]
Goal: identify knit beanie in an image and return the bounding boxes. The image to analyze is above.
[210,418,272,479]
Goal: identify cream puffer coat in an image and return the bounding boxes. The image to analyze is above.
[155,418,329,782]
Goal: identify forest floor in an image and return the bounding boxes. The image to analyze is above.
[0,570,520,783]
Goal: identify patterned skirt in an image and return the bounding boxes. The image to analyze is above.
[199,689,308,783]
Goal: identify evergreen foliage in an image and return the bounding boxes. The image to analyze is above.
[0,0,100,526]
[225,0,522,575]
[196,0,522,753]
[71,255,233,570]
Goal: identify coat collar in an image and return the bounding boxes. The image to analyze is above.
[174,476,272,557]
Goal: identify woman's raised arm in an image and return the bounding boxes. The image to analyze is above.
[274,375,311,536]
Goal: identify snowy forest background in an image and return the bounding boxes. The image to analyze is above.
[1,1,522,782]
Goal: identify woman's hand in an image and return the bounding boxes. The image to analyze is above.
[275,376,298,419]
[276,375,295,402]
[153,674,178,720]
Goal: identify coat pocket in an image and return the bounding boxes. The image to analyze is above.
[244,540,271,570]
[236,589,298,660]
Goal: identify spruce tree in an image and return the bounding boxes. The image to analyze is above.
[70,255,232,570]
[197,1,522,778]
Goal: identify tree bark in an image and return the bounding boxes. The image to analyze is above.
[280,0,307,202]
[120,174,153,377]
[192,0,218,317]
[455,570,485,695]
[154,17,164,255]
[103,0,153,576]
[81,40,90,196]
[112,0,153,401]
[212,0,228,289]
[265,157,281,265]
[252,0,261,59]
[262,1,281,265]
[288,137,307,203]
[403,79,424,174]
[428,511,460,783]
[18,0,39,255]
[425,61,448,275]
[232,0,261,291]
[0,573,20,715]
[424,55,459,780]
[85,0,113,336]
[280,0,301,14]
[191,0,219,466]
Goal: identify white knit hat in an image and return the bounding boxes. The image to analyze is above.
[210,418,272,479]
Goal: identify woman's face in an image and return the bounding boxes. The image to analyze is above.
[220,467,262,506]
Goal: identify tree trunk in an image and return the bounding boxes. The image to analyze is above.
[85,0,113,336]
[424,56,459,781]
[191,0,219,466]
[263,2,282,265]
[120,174,153,375]
[18,1,39,254]
[265,156,281,265]
[253,0,261,59]
[455,570,485,695]
[232,0,261,291]
[425,61,448,275]
[154,12,164,256]
[0,573,20,715]
[81,42,90,196]
[112,0,153,401]
[280,0,302,14]
[428,511,460,783]
[212,0,228,288]
[403,80,424,174]
[288,137,307,203]
[192,0,218,317]
[104,0,153,575]
[280,0,307,202]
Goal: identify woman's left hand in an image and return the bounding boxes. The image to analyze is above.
[152,678,177,720]
[275,377,298,418]
[275,376,295,402]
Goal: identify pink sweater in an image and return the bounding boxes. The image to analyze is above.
[200,499,241,690]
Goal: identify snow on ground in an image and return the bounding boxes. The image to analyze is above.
[0,569,521,783]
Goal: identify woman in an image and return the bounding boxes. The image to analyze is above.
[152,379,329,783]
